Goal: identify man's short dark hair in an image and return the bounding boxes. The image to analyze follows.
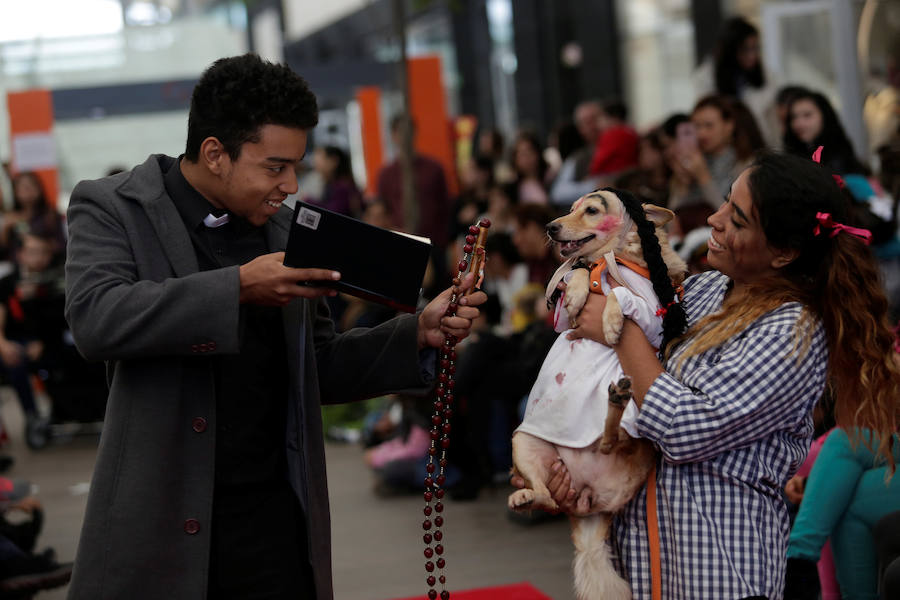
[515,203,556,229]
[185,53,319,161]
[602,100,628,122]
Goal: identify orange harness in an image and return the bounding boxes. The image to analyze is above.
[587,256,650,294]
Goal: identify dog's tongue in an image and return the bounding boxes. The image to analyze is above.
[561,240,579,254]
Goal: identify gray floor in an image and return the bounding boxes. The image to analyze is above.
[1,396,576,599]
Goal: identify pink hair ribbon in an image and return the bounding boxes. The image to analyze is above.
[813,212,872,245]
[811,145,846,188]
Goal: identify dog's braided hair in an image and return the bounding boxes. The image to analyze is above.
[602,187,687,353]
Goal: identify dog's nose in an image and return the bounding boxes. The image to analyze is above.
[546,222,560,236]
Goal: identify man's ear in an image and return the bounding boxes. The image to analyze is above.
[771,247,800,269]
[643,203,675,227]
[198,137,228,175]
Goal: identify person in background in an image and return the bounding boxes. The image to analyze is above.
[669,95,765,211]
[784,427,900,600]
[774,85,811,143]
[613,128,671,207]
[783,90,868,176]
[588,100,640,177]
[1,173,65,264]
[550,100,609,207]
[376,115,452,293]
[305,145,361,218]
[451,154,493,241]
[0,226,66,439]
[477,127,515,185]
[511,131,550,205]
[694,15,780,145]
[511,203,560,285]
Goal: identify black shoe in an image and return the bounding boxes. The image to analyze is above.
[0,456,13,474]
[0,548,73,598]
[783,557,820,600]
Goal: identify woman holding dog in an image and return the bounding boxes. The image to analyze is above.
[542,151,899,599]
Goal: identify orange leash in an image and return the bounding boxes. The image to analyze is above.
[646,463,662,600]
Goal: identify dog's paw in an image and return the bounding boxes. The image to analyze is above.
[598,438,615,455]
[601,293,624,344]
[508,489,536,511]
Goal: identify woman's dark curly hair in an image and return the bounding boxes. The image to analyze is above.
[185,53,319,161]
[602,187,687,352]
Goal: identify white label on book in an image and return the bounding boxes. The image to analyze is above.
[297,207,321,230]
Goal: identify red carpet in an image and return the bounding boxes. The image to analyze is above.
[392,582,553,600]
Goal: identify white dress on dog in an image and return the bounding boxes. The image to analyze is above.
[515,264,663,448]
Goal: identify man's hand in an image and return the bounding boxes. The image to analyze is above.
[417,272,487,350]
[239,252,340,306]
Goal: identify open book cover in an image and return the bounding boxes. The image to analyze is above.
[283,201,432,313]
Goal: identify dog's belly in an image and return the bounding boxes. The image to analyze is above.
[557,440,654,514]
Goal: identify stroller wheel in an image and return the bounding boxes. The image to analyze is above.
[25,418,50,450]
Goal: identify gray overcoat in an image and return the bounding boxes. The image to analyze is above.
[64,155,431,599]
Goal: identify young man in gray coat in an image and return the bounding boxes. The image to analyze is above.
[63,54,485,600]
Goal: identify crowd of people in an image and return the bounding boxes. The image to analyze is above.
[317,15,900,600]
[0,13,895,599]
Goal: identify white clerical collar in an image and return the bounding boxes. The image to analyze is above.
[203,213,230,228]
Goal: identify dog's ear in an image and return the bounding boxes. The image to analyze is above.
[643,204,675,227]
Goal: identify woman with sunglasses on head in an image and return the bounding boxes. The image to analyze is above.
[535,151,899,599]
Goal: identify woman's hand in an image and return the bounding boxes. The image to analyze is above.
[510,459,584,516]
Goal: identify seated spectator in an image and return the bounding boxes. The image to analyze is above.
[693,15,780,145]
[0,227,66,437]
[483,232,528,335]
[0,173,66,264]
[588,100,640,177]
[478,128,515,185]
[0,475,72,597]
[774,85,811,144]
[304,146,362,217]
[511,203,560,286]
[511,131,550,205]
[613,128,671,207]
[451,154,493,241]
[550,101,608,208]
[484,183,517,235]
[784,428,900,600]
[668,94,765,210]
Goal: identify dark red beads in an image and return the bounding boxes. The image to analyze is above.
[422,218,491,599]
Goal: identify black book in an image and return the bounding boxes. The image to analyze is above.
[283,201,432,313]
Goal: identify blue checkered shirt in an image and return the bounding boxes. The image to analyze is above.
[613,270,828,599]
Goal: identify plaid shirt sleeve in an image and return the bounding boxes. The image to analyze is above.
[636,311,828,463]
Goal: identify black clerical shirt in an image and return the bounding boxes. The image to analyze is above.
[163,159,314,598]
[163,158,289,493]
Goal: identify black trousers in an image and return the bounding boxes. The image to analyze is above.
[208,486,315,599]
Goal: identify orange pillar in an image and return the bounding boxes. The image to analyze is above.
[7,89,59,207]
[356,86,384,199]
[407,56,457,197]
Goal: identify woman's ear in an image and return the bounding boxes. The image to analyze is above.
[771,247,801,269]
